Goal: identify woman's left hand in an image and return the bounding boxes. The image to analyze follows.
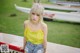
[44,48,47,53]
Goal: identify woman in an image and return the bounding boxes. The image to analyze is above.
[23,3,48,53]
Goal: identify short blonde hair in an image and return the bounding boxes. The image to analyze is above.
[29,3,44,22]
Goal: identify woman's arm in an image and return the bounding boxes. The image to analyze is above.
[42,23,48,53]
[23,20,28,49]
[23,37,26,49]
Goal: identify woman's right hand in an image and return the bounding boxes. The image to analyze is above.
[19,47,24,50]
[44,48,47,53]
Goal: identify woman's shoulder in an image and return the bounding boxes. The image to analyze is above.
[24,20,29,24]
[41,22,47,28]
[24,20,29,27]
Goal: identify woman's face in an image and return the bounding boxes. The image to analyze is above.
[31,12,40,23]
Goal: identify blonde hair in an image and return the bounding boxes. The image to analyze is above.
[29,3,44,22]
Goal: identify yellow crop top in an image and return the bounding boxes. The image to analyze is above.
[24,27,44,44]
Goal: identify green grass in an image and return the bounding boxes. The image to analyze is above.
[46,21,80,48]
[0,0,80,48]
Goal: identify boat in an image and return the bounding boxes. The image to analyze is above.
[0,33,24,53]
[0,33,80,53]
[15,4,80,23]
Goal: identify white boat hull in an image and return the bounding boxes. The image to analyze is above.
[15,4,80,23]
[0,33,80,53]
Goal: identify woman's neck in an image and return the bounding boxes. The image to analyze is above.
[28,21,42,31]
[31,21,40,25]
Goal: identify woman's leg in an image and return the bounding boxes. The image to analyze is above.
[25,42,33,53]
[33,44,44,53]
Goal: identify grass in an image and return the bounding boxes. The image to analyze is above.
[0,0,80,48]
[46,21,80,48]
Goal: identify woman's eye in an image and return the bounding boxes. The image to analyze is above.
[37,14,40,16]
[32,13,35,15]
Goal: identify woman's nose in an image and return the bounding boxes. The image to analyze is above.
[34,15,37,19]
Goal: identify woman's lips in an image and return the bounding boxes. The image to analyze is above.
[33,18,36,21]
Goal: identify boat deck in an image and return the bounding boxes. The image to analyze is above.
[0,33,80,53]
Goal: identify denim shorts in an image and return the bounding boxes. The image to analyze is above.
[25,41,44,53]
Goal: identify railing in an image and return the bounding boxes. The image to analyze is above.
[0,42,24,53]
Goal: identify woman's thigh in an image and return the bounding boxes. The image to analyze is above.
[33,44,44,53]
[25,42,33,53]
